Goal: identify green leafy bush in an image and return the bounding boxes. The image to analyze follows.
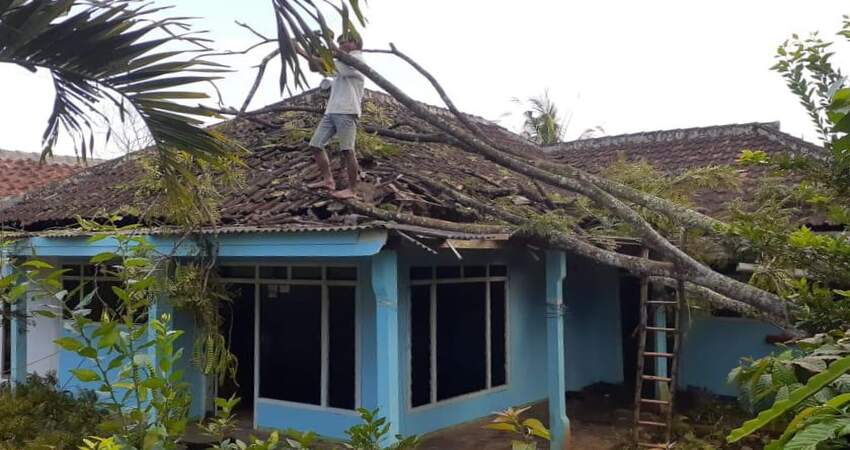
[0,373,105,449]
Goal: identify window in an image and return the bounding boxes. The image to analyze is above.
[61,264,145,322]
[218,265,358,410]
[410,265,508,407]
[1,302,10,378]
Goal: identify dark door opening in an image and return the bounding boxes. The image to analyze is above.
[219,283,256,414]
[619,272,640,397]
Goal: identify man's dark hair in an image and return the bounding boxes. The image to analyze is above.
[338,33,363,49]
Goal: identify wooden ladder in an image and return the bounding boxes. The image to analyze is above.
[633,248,685,450]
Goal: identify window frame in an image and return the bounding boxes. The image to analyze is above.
[218,263,361,415]
[407,264,510,411]
[61,263,128,323]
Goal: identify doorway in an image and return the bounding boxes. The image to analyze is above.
[218,283,256,416]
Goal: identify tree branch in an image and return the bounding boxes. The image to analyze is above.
[333,49,790,318]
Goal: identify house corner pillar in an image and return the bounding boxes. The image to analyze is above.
[545,250,569,449]
[371,250,401,441]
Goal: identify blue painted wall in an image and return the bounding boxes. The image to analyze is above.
[679,313,782,396]
[564,256,624,390]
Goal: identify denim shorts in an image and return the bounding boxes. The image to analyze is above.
[309,113,358,151]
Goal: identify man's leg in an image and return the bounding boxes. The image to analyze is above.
[307,115,337,190]
[331,115,359,199]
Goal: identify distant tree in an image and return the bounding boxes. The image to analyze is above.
[519,91,565,145]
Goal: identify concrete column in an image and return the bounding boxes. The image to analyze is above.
[371,250,401,442]
[545,250,569,449]
[10,293,27,386]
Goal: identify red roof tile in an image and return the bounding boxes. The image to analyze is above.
[0,150,91,198]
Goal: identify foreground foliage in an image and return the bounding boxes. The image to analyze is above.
[0,373,104,450]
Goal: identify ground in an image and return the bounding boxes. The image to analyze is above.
[417,398,632,450]
[184,386,756,449]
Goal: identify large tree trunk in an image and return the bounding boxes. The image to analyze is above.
[334,50,790,319]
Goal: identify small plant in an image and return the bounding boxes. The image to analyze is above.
[199,395,241,443]
[484,406,550,450]
[343,408,419,450]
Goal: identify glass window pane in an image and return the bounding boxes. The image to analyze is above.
[62,279,84,319]
[435,266,461,279]
[410,267,432,280]
[218,266,256,279]
[410,285,432,407]
[436,282,487,400]
[259,284,322,405]
[327,267,357,281]
[489,265,507,277]
[259,266,288,279]
[328,286,356,409]
[291,266,322,280]
[490,281,507,387]
[463,266,486,278]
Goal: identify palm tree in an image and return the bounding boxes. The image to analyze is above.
[0,0,237,174]
[520,91,565,145]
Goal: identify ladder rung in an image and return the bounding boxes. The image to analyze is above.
[640,398,670,405]
[646,326,677,332]
[647,301,677,305]
[644,352,675,357]
[642,375,673,382]
[637,420,668,427]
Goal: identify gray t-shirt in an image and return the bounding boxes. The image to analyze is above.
[325,51,365,117]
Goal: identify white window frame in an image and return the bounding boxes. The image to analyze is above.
[218,263,361,416]
[408,264,510,410]
[61,263,123,323]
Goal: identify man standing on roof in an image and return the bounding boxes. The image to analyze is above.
[303,34,365,200]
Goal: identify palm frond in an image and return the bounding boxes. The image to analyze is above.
[270,0,367,93]
[0,0,240,171]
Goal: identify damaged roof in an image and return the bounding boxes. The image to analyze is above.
[0,91,825,235]
[0,90,553,234]
[550,122,825,223]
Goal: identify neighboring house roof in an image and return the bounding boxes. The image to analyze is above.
[0,150,94,200]
[550,122,825,224]
[0,90,549,235]
[550,122,821,171]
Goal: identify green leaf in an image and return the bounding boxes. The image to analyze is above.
[54,336,83,352]
[89,252,115,265]
[522,418,551,441]
[78,346,98,359]
[784,418,850,450]
[141,377,165,389]
[728,356,850,443]
[20,259,53,269]
[70,368,101,383]
[484,423,519,433]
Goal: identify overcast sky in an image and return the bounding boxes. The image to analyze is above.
[2,0,850,159]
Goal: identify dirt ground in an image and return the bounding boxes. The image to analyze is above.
[186,385,687,449]
[417,394,633,450]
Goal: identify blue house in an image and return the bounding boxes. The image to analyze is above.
[0,93,802,448]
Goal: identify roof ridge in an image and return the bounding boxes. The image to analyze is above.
[552,122,782,152]
[0,149,103,165]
